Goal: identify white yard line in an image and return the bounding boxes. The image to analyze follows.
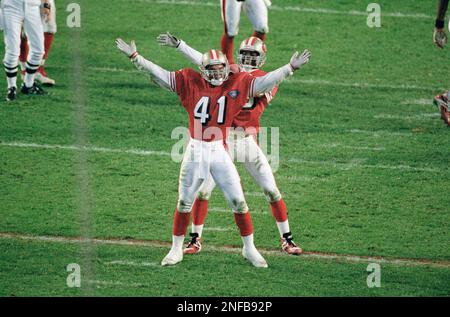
[135,0,433,19]
[105,260,161,267]
[50,66,445,92]
[319,143,385,151]
[401,99,433,106]
[0,141,441,173]
[1,232,448,269]
[86,279,145,288]
[374,113,441,120]
[209,207,268,215]
[288,158,440,173]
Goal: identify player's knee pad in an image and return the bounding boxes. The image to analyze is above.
[254,24,269,34]
[197,191,211,201]
[177,199,193,213]
[43,24,57,34]
[4,51,20,66]
[232,200,249,214]
[28,50,44,66]
[263,188,281,203]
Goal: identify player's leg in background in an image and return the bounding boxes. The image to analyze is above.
[22,3,45,93]
[242,136,303,255]
[161,141,206,266]
[36,0,56,86]
[220,0,242,64]
[184,173,216,254]
[210,144,268,268]
[19,31,28,80]
[244,0,269,41]
[2,3,23,101]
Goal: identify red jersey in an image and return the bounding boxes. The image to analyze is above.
[232,69,278,135]
[171,68,255,141]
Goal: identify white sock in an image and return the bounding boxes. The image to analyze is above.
[24,72,35,88]
[20,61,26,72]
[7,77,17,89]
[276,220,291,237]
[171,235,185,251]
[192,224,204,237]
[241,234,255,249]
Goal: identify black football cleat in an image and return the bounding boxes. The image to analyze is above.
[5,87,17,101]
[20,83,47,96]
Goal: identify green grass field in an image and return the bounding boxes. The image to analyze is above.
[0,0,449,296]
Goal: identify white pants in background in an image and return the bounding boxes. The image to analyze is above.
[221,0,269,37]
[2,0,44,79]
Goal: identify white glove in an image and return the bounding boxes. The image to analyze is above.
[289,49,311,71]
[433,28,448,48]
[116,38,138,59]
[156,32,181,48]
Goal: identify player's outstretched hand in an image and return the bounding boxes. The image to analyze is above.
[156,32,181,48]
[289,49,311,71]
[433,28,448,48]
[116,38,138,59]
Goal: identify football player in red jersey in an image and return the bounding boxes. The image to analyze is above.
[220,0,271,64]
[158,32,304,255]
[116,37,311,267]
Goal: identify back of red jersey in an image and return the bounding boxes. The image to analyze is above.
[171,68,255,141]
[232,69,278,135]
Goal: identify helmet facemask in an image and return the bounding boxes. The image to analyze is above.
[238,50,266,71]
[200,50,230,86]
[237,37,267,72]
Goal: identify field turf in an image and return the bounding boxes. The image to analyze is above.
[0,0,449,296]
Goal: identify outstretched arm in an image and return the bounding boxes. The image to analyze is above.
[116,38,175,92]
[251,50,311,97]
[157,32,203,66]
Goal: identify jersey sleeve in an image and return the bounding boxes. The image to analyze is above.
[239,72,256,104]
[265,85,278,103]
[172,68,194,97]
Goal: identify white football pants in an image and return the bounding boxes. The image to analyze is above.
[197,133,281,203]
[177,138,249,214]
[221,0,269,37]
[42,0,56,34]
[2,0,44,80]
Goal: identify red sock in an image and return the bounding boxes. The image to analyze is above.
[43,32,54,60]
[192,198,209,226]
[252,31,266,42]
[172,209,190,236]
[234,212,254,237]
[19,37,29,63]
[221,33,235,64]
[270,199,288,222]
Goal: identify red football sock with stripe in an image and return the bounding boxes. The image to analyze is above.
[172,209,190,236]
[234,212,254,237]
[252,31,266,42]
[221,33,235,64]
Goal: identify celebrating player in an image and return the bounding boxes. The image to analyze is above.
[116,37,311,267]
[157,32,303,255]
[3,0,48,101]
[221,0,271,64]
